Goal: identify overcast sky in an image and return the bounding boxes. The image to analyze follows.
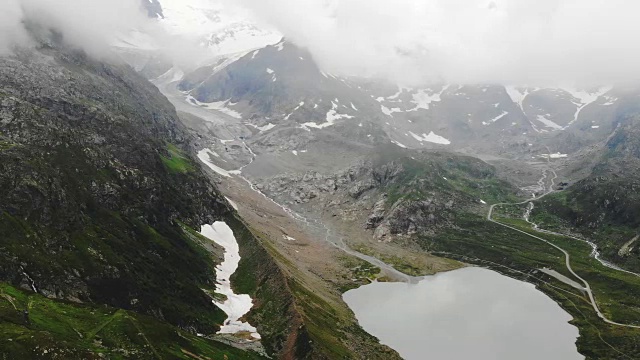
[3,0,640,87]
[233,0,640,87]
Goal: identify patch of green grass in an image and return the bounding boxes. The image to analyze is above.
[0,140,17,151]
[383,155,519,208]
[161,143,195,174]
[0,283,263,359]
[287,279,353,359]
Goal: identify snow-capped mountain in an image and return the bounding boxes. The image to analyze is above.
[171,38,634,159]
[116,0,281,75]
[157,0,281,56]
[125,1,635,162]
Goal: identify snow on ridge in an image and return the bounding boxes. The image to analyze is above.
[200,222,261,339]
[481,111,509,126]
[564,86,612,107]
[408,131,451,145]
[505,86,530,112]
[562,86,612,129]
[505,86,542,132]
[266,68,274,74]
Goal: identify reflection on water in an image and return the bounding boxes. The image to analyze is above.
[343,267,583,360]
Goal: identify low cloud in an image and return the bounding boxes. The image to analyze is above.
[1,0,151,57]
[0,0,209,70]
[233,0,640,87]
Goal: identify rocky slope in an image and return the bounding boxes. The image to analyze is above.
[251,145,517,275]
[0,40,307,358]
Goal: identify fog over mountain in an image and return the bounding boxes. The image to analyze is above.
[0,0,150,56]
[0,0,215,69]
[5,0,640,87]
[232,0,640,87]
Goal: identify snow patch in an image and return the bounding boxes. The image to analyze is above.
[187,95,242,119]
[247,122,276,132]
[200,222,260,339]
[301,101,354,130]
[198,149,232,177]
[391,140,407,148]
[505,86,530,112]
[408,131,451,145]
[482,111,509,125]
[224,197,238,210]
[602,96,617,106]
[407,86,449,111]
[387,87,404,100]
[540,153,569,159]
[154,67,185,84]
[284,102,304,120]
[535,115,563,130]
[381,105,403,117]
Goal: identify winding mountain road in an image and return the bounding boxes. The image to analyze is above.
[487,168,640,329]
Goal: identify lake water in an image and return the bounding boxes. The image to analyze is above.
[343,267,583,360]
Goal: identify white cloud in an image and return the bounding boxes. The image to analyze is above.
[232,0,640,87]
[1,0,151,57]
[0,0,217,71]
[0,1,31,54]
